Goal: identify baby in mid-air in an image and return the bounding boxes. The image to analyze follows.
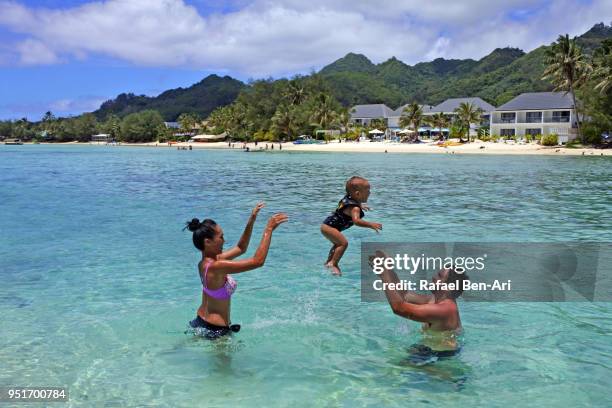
[320,176,382,275]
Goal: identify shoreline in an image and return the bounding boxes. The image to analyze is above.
[24,140,612,156]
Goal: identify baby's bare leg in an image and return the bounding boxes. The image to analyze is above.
[325,245,337,265]
[320,224,348,275]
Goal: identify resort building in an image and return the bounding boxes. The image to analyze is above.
[350,97,495,139]
[490,92,578,143]
[427,97,495,124]
[354,97,495,126]
[387,104,435,128]
[388,98,495,137]
[91,133,111,143]
[164,121,180,129]
[350,104,396,127]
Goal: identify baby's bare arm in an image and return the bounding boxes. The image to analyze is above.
[347,206,382,232]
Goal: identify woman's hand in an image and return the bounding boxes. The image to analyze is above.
[251,202,265,217]
[266,213,288,231]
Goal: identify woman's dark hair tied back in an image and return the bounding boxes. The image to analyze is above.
[184,218,218,251]
[185,218,201,232]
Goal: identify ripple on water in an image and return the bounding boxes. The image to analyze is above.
[1,146,611,407]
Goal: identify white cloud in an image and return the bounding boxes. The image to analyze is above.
[16,38,60,64]
[0,0,610,76]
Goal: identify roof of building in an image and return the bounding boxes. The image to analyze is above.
[496,92,575,111]
[431,97,496,113]
[350,104,396,119]
[164,121,180,128]
[391,103,436,117]
[420,104,436,114]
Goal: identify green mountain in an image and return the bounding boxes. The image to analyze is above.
[94,74,245,121]
[320,23,612,107]
[91,23,611,118]
[577,22,612,52]
[471,47,525,74]
[319,52,377,74]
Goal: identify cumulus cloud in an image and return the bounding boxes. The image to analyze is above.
[0,0,610,76]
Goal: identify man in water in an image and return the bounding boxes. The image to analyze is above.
[371,251,468,364]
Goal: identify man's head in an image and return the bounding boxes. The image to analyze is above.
[432,268,469,299]
[345,176,370,203]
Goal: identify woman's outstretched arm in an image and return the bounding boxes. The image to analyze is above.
[218,202,265,260]
[211,213,288,274]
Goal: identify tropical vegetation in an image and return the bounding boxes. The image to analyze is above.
[1,23,610,144]
[399,103,423,141]
[454,102,483,142]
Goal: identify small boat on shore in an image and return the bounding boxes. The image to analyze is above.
[293,135,323,145]
[4,138,23,145]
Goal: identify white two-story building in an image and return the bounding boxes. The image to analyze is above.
[352,97,495,134]
[350,104,396,127]
[490,92,578,143]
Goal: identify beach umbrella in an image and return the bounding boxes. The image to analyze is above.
[398,128,415,134]
[368,129,384,134]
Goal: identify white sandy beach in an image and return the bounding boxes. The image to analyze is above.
[126,140,612,156]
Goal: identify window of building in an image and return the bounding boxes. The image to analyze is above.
[525,128,541,136]
[551,111,570,122]
[526,112,542,123]
[500,129,515,136]
[501,113,516,123]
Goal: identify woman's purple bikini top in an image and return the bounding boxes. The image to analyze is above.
[200,261,237,300]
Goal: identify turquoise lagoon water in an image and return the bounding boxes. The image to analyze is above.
[1,145,611,407]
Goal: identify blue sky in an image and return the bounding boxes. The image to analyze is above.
[0,0,610,120]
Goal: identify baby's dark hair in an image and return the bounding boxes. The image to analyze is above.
[345,176,367,196]
[185,218,217,251]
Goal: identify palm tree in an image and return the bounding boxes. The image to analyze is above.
[228,103,249,140]
[454,102,483,142]
[592,39,612,95]
[41,111,57,140]
[399,103,423,142]
[369,118,386,130]
[178,113,196,138]
[283,81,306,106]
[542,34,592,143]
[271,105,297,140]
[104,114,121,140]
[337,108,351,136]
[310,93,338,135]
[426,113,449,141]
[208,106,232,132]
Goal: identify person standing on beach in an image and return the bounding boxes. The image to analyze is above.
[185,203,287,339]
[321,176,382,275]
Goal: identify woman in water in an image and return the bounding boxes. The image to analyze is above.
[186,203,288,339]
[371,250,467,364]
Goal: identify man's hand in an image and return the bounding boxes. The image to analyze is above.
[368,250,389,268]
